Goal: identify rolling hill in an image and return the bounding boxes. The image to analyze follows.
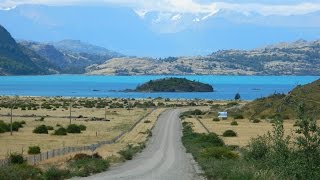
[0,25,57,75]
[242,79,320,119]
[87,40,320,75]
[19,40,123,74]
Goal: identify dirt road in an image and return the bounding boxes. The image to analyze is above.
[80,109,204,180]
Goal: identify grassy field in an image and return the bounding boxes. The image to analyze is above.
[189,117,296,147]
[0,97,154,159]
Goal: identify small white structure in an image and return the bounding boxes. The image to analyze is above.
[218,112,228,119]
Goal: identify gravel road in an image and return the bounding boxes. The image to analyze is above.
[80,109,205,180]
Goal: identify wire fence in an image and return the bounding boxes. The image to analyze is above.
[0,108,155,166]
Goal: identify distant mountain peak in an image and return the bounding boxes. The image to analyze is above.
[52,39,123,57]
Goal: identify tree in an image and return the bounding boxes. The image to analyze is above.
[234,92,241,101]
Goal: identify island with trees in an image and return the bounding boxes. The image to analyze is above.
[133,78,214,92]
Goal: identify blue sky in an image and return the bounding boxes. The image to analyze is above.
[0,1,320,57]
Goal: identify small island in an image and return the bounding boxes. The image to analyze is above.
[133,78,214,92]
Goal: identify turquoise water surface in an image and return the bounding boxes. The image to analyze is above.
[0,75,318,100]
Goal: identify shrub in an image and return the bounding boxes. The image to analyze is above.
[12,121,23,131]
[10,154,25,164]
[0,120,9,133]
[19,121,26,125]
[46,126,54,130]
[35,117,45,121]
[213,118,220,122]
[244,136,270,160]
[66,124,81,133]
[222,130,237,137]
[118,145,135,160]
[200,147,239,159]
[233,114,244,119]
[28,146,41,155]
[33,125,48,134]
[230,121,238,126]
[43,167,70,180]
[53,127,67,136]
[118,144,144,160]
[68,154,109,177]
[0,164,42,180]
[252,119,261,123]
[78,124,87,131]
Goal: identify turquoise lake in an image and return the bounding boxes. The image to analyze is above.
[0,75,318,100]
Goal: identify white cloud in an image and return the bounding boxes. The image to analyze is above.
[1,0,320,18]
[171,14,181,21]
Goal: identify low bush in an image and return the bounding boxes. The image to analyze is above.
[118,144,145,160]
[46,126,54,130]
[0,164,42,180]
[230,121,238,126]
[233,114,244,119]
[9,154,25,164]
[43,167,70,180]
[35,117,45,121]
[143,120,151,123]
[33,125,48,134]
[78,124,87,131]
[222,130,237,137]
[53,127,67,135]
[213,118,220,122]
[66,124,81,133]
[244,136,269,160]
[68,153,109,177]
[28,146,41,155]
[252,119,261,123]
[200,147,239,159]
[11,121,23,131]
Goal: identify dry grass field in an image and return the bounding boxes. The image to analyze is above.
[0,105,152,159]
[185,116,299,147]
[37,108,166,168]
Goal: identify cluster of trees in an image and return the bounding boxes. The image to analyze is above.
[135,78,214,92]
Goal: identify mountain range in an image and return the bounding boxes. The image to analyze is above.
[0,4,319,57]
[0,24,319,76]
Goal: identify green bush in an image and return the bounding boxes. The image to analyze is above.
[0,164,42,180]
[66,124,81,133]
[233,114,244,119]
[230,121,238,126]
[10,154,25,164]
[200,147,239,159]
[43,167,70,180]
[46,126,54,130]
[78,124,87,131]
[12,121,23,131]
[222,130,237,137]
[0,120,9,133]
[53,127,67,136]
[143,120,151,123]
[33,125,48,134]
[213,118,220,122]
[35,117,45,121]
[28,146,41,155]
[19,121,26,125]
[118,144,144,160]
[68,153,109,177]
[252,119,261,123]
[244,136,269,160]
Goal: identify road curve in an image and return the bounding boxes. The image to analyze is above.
[80,109,204,180]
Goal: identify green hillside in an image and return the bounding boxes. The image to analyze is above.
[0,25,52,75]
[243,79,320,119]
[135,78,214,92]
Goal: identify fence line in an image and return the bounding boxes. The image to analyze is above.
[0,108,155,166]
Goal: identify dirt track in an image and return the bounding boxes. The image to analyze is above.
[80,109,204,180]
